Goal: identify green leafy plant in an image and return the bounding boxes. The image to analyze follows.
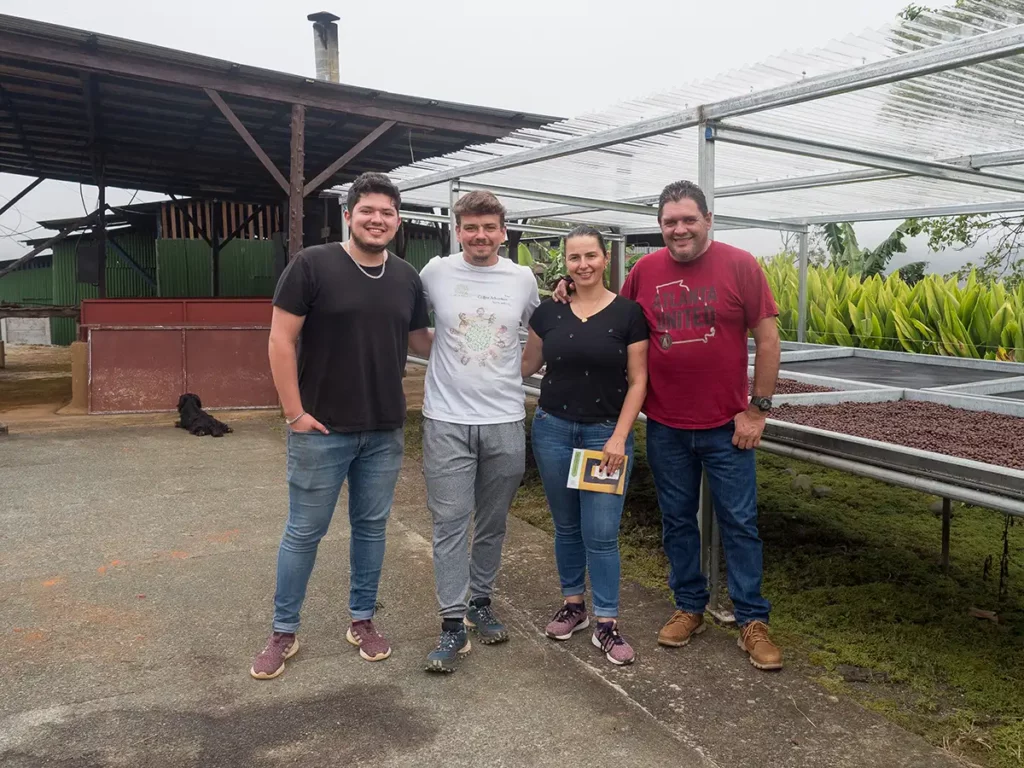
[760,256,1024,361]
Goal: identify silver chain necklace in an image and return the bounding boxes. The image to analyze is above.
[345,243,387,279]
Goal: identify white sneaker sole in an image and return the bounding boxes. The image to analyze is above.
[346,627,392,662]
[546,616,591,641]
[591,633,635,666]
[250,638,299,679]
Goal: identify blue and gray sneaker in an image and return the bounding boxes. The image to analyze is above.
[465,600,509,644]
[425,626,472,673]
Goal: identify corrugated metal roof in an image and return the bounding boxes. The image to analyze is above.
[372,0,1024,228]
[0,14,558,202]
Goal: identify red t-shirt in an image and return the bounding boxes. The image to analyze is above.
[621,242,778,430]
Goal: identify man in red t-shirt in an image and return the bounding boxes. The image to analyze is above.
[555,180,783,671]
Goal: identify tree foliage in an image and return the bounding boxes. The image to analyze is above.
[906,214,1024,288]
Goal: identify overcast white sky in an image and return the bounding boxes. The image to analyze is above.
[0,0,990,270]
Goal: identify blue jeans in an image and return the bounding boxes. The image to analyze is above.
[530,406,634,618]
[645,418,770,626]
[272,427,404,632]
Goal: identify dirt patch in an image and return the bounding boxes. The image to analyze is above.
[0,344,72,411]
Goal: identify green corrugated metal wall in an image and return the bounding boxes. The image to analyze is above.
[0,264,53,306]
[217,240,277,297]
[156,240,213,298]
[51,232,158,344]
[404,235,441,272]
[155,239,277,297]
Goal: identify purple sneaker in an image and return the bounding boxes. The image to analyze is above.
[250,632,298,679]
[592,621,635,666]
[346,620,392,662]
[545,602,590,640]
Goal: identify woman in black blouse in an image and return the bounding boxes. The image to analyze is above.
[521,225,649,665]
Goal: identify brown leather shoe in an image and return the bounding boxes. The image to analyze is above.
[738,620,783,670]
[657,610,707,647]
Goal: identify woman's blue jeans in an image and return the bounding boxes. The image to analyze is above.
[530,407,634,618]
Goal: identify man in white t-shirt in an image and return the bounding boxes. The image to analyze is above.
[419,189,540,673]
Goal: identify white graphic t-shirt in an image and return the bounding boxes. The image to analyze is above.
[420,253,541,425]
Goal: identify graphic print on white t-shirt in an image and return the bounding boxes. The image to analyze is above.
[420,254,540,425]
[447,305,514,367]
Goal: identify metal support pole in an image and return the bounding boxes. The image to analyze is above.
[941,497,952,574]
[288,104,306,259]
[701,470,735,625]
[797,230,809,342]
[698,122,715,236]
[610,228,626,293]
[507,228,522,262]
[448,180,459,255]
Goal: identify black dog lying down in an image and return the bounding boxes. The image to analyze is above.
[175,393,233,437]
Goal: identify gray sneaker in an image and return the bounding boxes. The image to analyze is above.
[465,601,509,644]
[425,627,472,673]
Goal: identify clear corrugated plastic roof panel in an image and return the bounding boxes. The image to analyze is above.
[342,0,1024,228]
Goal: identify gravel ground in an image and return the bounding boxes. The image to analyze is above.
[771,400,1024,470]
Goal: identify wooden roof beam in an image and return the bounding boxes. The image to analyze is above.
[303,120,394,197]
[205,88,288,194]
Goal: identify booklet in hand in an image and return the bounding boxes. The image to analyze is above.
[566,448,628,495]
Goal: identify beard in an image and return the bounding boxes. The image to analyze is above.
[351,230,389,255]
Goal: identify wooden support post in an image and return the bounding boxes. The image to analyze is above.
[289,104,306,259]
[96,177,107,298]
[942,497,952,574]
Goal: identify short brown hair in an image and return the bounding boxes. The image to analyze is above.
[453,190,506,227]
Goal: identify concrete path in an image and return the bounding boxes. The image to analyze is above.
[0,417,960,767]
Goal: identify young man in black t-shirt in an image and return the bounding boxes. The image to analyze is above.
[250,173,433,680]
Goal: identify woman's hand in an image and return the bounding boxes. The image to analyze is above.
[600,434,627,476]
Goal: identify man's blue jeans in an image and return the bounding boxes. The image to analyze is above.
[272,427,404,633]
[645,418,771,625]
[531,407,634,618]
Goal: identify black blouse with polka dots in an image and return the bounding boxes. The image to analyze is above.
[529,296,649,422]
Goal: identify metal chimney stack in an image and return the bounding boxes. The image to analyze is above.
[308,12,340,83]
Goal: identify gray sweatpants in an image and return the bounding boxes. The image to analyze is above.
[422,417,526,619]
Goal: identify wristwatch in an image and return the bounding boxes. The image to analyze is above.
[750,396,773,413]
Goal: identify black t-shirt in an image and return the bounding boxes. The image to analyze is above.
[529,295,649,422]
[272,243,429,432]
